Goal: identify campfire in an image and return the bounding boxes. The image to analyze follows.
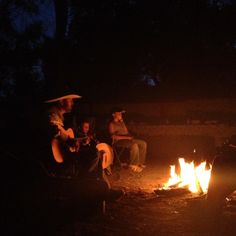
[159,158,212,195]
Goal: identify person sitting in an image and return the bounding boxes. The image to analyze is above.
[77,119,114,176]
[207,135,236,213]
[45,93,82,177]
[77,119,99,148]
[43,89,123,201]
[108,107,147,173]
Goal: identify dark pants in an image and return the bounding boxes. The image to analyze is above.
[206,147,236,227]
[51,145,102,179]
[76,145,102,178]
[207,156,236,207]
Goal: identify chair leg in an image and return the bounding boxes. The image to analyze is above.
[112,146,128,170]
[102,200,106,214]
[114,148,122,167]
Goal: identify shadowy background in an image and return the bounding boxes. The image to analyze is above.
[0,0,236,163]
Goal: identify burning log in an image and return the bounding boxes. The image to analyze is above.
[166,182,182,189]
[158,158,212,195]
[154,187,190,197]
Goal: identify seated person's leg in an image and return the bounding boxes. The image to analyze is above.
[114,139,143,172]
[133,139,147,166]
[53,161,75,177]
[114,139,133,164]
[76,146,101,178]
[129,143,139,165]
[129,143,143,172]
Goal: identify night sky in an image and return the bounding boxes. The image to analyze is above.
[1,0,236,102]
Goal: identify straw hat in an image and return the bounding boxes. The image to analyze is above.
[45,94,82,103]
[44,85,82,103]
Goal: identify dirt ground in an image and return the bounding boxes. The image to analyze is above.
[4,161,236,236]
[49,164,236,236]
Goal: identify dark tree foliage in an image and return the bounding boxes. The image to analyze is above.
[1,0,236,102]
[0,0,48,101]
[64,0,236,101]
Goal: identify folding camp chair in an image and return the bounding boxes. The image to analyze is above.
[111,139,130,169]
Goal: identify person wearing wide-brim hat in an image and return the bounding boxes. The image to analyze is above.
[44,90,102,175]
[44,90,83,175]
[43,90,124,202]
[45,94,81,133]
[45,94,82,103]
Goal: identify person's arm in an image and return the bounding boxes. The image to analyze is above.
[57,126,82,152]
[108,122,133,142]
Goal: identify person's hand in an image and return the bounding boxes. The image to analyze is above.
[69,138,81,152]
[121,135,133,140]
[84,137,91,145]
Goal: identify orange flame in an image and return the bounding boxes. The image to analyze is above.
[163,158,212,193]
